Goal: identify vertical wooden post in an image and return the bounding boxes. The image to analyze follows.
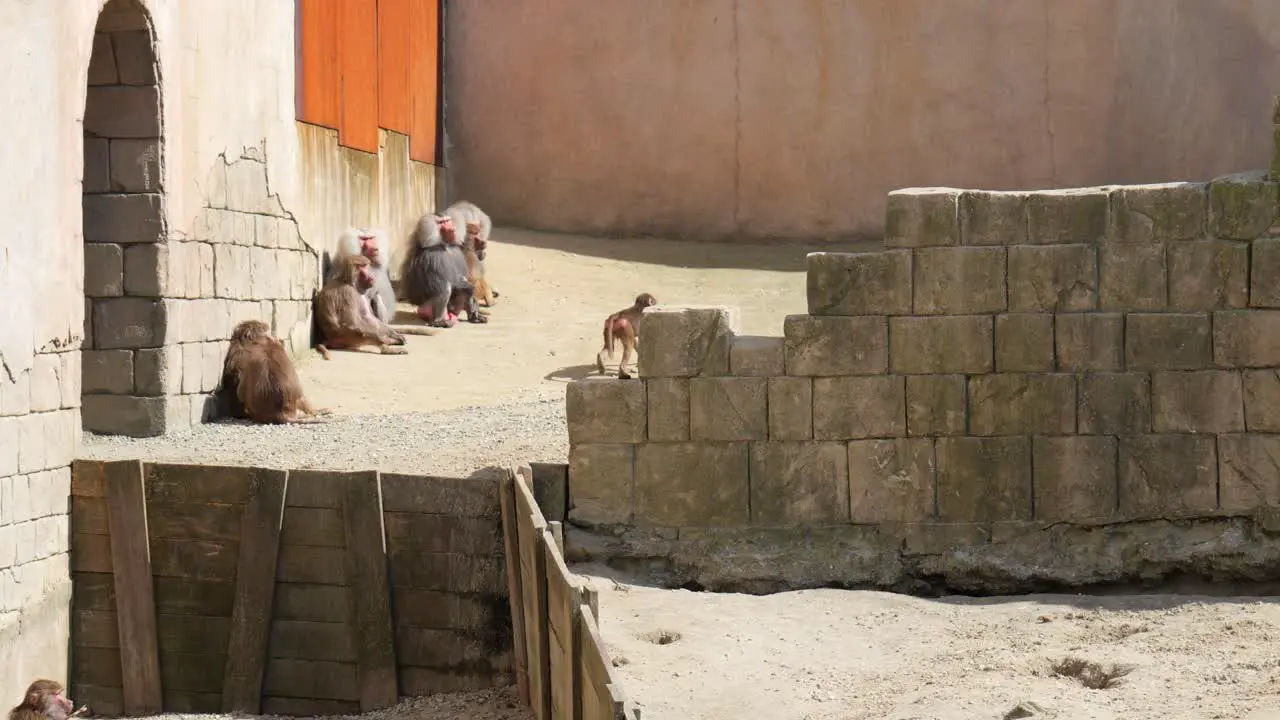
[343,471,399,711]
[579,586,600,630]
[221,469,289,713]
[105,460,163,716]
[549,520,565,556]
[500,472,531,704]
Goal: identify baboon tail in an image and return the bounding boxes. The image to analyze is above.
[603,322,615,358]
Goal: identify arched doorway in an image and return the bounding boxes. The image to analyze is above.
[80,0,168,437]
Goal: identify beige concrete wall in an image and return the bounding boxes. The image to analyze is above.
[445,0,1280,242]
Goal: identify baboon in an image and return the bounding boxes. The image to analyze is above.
[223,320,329,424]
[445,200,501,304]
[9,680,81,720]
[399,213,487,327]
[316,255,414,356]
[596,293,658,380]
[333,227,397,323]
[462,222,498,308]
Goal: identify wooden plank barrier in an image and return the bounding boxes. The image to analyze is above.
[514,468,552,720]
[341,471,399,711]
[499,474,532,703]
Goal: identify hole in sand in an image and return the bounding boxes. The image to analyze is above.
[638,629,681,646]
[1049,656,1135,690]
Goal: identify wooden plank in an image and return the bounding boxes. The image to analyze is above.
[72,573,117,611]
[148,537,240,580]
[297,0,341,129]
[400,667,510,697]
[392,587,499,631]
[153,578,236,617]
[395,627,495,668]
[146,502,243,541]
[75,612,232,654]
[161,691,221,714]
[380,473,501,517]
[71,532,113,572]
[105,459,163,715]
[276,544,347,585]
[221,468,288,713]
[544,540,579,720]
[71,460,108,498]
[578,606,620,720]
[284,470,347,509]
[407,0,441,164]
[281,506,345,547]
[159,651,226,693]
[338,0,379,154]
[72,496,109,534]
[500,473,531,704]
[387,548,505,593]
[262,658,359,702]
[376,0,411,134]
[274,583,351,623]
[261,697,360,716]
[268,620,356,662]
[515,476,552,720]
[144,463,255,504]
[69,684,121,717]
[383,511,503,556]
[72,646,123,688]
[342,471,399,711]
[549,521,565,556]
[581,586,600,630]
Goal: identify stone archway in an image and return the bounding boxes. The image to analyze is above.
[81,0,168,437]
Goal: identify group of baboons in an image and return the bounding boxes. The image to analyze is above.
[217,200,660,425]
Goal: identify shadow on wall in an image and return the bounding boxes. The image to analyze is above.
[491,226,883,272]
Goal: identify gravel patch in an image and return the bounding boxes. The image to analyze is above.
[80,396,568,477]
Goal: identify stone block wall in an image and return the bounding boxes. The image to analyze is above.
[1272,96,1280,181]
[564,173,1280,593]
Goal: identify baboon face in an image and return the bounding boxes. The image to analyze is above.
[636,293,658,308]
[358,233,379,261]
[435,214,460,245]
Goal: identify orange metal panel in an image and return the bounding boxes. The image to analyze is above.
[297,0,341,130]
[408,0,440,165]
[339,0,380,154]
[377,0,412,134]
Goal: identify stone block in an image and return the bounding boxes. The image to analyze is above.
[83,137,110,193]
[1108,183,1207,242]
[87,32,117,85]
[729,336,783,376]
[204,158,228,210]
[109,138,161,193]
[1166,240,1249,311]
[906,374,966,436]
[60,353,81,409]
[1124,313,1211,370]
[83,243,123,298]
[1250,238,1280,308]
[132,346,179,396]
[84,297,94,348]
[783,315,886,376]
[1244,370,1280,432]
[1209,172,1279,240]
[1007,244,1097,312]
[883,187,960,248]
[1099,244,1166,311]
[180,342,203,394]
[968,374,1075,436]
[1151,371,1244,433]
[82,193,164,244]
[253,247,280,299]
[567,444,634,527]
[848,438,936,523]
[112,30,156,85]
[0,371,30,417]
[749,442,850,525]
[84,86,160,138]
[959,190,1028,246]
[1026,187,1110,244]
[565,379,646,444]
[226,158,271,215]
[646,378,689,441]
[91,297,167,349]
[1214,310,1280,368]
[689,377,768,441]
[936,437,1032,522]
[889,315,993,374]
[1118,435,1217,518]
[1078,372,1151,435]
[812,375,905,440]
[634,443,749,526]
[255,214,280,249]
[0,418,17,478]
[81,395,161,437]
[994,314,1054,372]
[912,246,1007,315]
[1054,313,1123,371]
[28,355,61,414]
[123,242,168,297]
[637,306,737,378]
[1218,435,1280,511]
[806,250,912,315]
[768,377,813,441]
[198,243,216,297]
[214,244,252,299]
[1033,436,1117,521]
[202,342,227,393]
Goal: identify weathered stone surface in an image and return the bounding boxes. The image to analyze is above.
[1218,434,1280,511]
[0,371,30,417]
[1099,244,1166,310]
[749,442,850,525]
[768,377,813,441]
[567,444,634,527]
[1108,183,1207,242]
[806,251,911,315]
[1166,240,1248,311]
[906,374,966,436]
[889,316,993,374]
[936,437,1032,522]
[968,374,1075,436]
[634,443,749,526]
[28,354,62,414]
[198,243,216,297]
[1118,435,1217,518]
[60,353,81,409]
[884,187,960,248]
[848,438,935,523]
[1124,313,1211,370]
[180,342,202,394]
[1079,372,1151,434]
[83,137,110,193]
[689,377,768,442]
[1026,187,1109,244]
[83,243,124,298]
[91,297,167,349]
[83,193,164,244]
[1151,371,1244,433]
[133,346,180,396]
[1209,172,1279,240]
[81,350,133,395]
[81,394,167,437]
[959,190,1028,246]
[84,86,160,138]
[1054,313,1123,371]
[913,246,1007,314]
[890,522,990,556]
[1007,244,1097,312]
[255,214,280,249]
[109,138,161,193]
[112,29,157,85]
[565,379,647,444]
[123,242,168,297]
[201,342,226,393]
[784,315,886,376]
[1250,238,1280,308]
[637,306,737,378]
[645,378,689,442]
[1244,369,1280,432]
[729,336,783,377]
[994,314,1053,372]
[1033,436,1117,522]
[226,158,272,215]
[1213,311,1280,368]
[214,244,251,299]
[813,376,905,440]
[1272,124,1280,181]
